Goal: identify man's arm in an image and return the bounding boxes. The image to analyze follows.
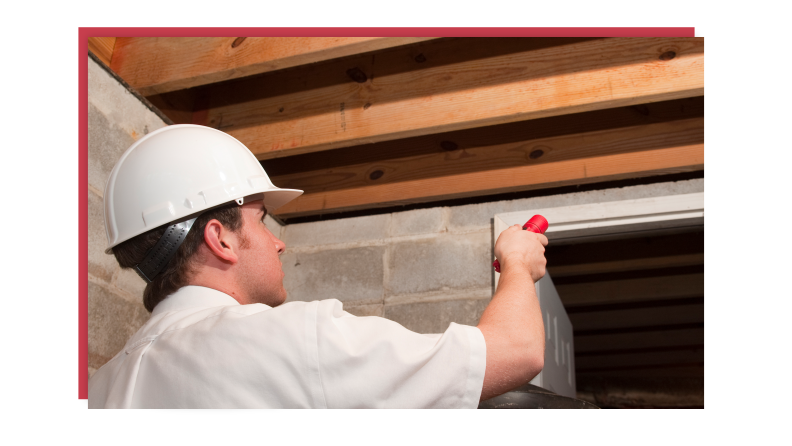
[477,225,547,401]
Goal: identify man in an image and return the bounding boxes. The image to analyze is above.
[88,124,547,408]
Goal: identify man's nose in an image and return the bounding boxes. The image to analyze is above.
[274,236,286,255]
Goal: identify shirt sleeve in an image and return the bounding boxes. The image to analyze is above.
[311,299,486,408]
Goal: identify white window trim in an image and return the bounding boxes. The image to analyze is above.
[493,192,704,288]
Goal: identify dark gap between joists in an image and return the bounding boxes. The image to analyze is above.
[551,265,704,286]
[574,322,704,337]
[565,296,704,314]
[576,362,704,374]
[546,230,704,267]
[575,344,705,357]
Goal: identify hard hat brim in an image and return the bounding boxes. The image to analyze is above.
[104,187,303,255]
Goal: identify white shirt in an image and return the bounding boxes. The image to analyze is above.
[88,286,487,408]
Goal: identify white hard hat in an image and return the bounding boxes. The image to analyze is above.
[103,124,303,254]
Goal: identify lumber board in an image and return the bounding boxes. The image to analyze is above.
[569,302,704,332]
[549,253,704,277]
[262,96,705,176]
[112,37,440,96]
[574,327,705,353]
[272,117,703,192]
[557,273,704,307]
[273,143,704,218]
[192,37,703,160]
[88,37,116,66]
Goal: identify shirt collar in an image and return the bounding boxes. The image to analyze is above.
[151,286,243,316]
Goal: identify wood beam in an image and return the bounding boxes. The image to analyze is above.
[111,37,441,96]
[271,117,702,217]
[87,37,116,66]
[557,273,704,307]
[273,144,703,218]
[191,37,702,160]
[262,96,705,176]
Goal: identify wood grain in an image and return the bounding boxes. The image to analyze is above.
[262,96,705,176]
[88,37,116,66]
[192,37,703,159]
[272,143,704,218]
[112,37,440,95]
[271,117,703,192]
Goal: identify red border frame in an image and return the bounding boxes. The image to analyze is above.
[79,27,696,400]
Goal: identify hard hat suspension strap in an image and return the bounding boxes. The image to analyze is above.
[133,217,198,283]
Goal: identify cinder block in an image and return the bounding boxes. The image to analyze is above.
[88,281,150,368]
[88,58,167,142]
[383,298,489,334]
[112,267,146,303]
[88,189,119,283]
[88,102,137,193]
[343,303,384,317]
[387,232,491,296]
[282,213,391,248]
[447,179,705,232]
[282,246,385,304]
[390,207,445,237]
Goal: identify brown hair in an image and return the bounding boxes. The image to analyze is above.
[112,203,245,312]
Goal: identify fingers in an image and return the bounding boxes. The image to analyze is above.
[538,234,549,247]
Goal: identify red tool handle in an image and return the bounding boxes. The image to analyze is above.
[493,214,549,273]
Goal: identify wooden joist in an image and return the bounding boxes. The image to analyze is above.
[274,145,703,218]
[189,37,702,160]
[557,273,704,307]
[271,117,703,217]
[111,37,440,96]
[87,37,116,66]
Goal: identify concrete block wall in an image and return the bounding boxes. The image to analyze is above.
[87,57,168,377]
[280,178,704,334]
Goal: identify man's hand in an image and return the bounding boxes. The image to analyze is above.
[494,224,548,283]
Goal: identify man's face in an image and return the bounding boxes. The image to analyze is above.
[235,200,287,307]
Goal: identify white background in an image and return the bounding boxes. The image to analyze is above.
[0,2,785,443]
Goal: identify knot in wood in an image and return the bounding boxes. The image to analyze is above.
[346,67,368,83]
[659,51,676,61]
[232,37,247,49]
[414,53,427,63]
[369,170,384,180]
[440,141,458,151]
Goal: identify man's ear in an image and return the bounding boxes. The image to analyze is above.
[203,219,240,264]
